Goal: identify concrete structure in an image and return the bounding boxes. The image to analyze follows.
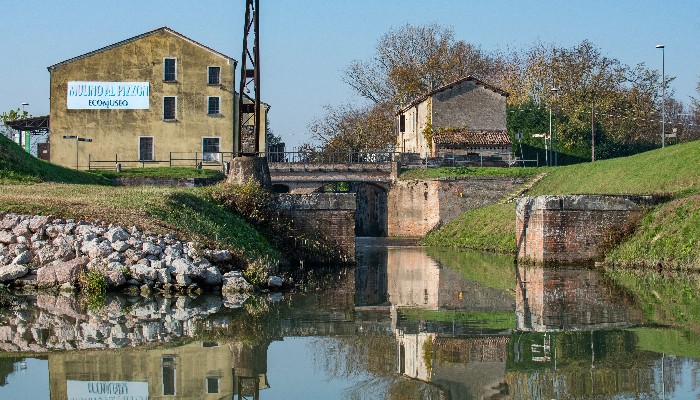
[47,27,267,170]
[396,76,509,158]
[516,195,657,265]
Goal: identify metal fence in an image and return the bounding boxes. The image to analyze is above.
[88,150,538,170]
[266,150,399,164]
[88,152,236,171]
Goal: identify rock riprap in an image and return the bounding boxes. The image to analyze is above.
[0,212,281,293]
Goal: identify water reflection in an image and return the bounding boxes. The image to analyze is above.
[0,242,699,399]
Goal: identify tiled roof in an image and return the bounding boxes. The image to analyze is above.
[433,130,511,147]
[48,27,236,71]
[397,75,509,114]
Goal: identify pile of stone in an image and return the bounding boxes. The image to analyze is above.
[0,212,283,294]
[0,294,242,352]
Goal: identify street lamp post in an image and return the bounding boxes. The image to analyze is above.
[656,44,665,148]
[19,103,29,151]
[63,135,93,170]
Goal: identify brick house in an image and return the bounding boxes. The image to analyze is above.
[396,76,510,158]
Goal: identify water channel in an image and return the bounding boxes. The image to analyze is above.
[1,238,700,399]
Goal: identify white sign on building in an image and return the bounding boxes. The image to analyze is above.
[67,380,149,400]
[67,81,150,110]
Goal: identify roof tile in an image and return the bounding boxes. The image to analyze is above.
[433,130,511,146]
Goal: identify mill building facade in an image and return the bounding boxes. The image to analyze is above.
[47,26,267,170]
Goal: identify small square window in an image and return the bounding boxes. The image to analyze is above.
[207,97,220,115]
[139,137,154,161]
[202,137,220,162]
[163,97,176,120]
[208,66,221,85]
[164,58,177,82]
[206,377,220,394]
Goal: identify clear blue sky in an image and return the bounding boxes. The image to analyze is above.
[1,0,698,148]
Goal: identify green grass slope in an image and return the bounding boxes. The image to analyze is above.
[0,134,109,184]
[0,134,279,265]
[424,140,700,268]
[528,140,700,196]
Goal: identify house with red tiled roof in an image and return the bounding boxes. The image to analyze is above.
[396,76,510,160]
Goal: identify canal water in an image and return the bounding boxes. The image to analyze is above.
[1,238,700,399]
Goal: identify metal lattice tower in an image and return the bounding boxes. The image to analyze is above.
[238,0,261,156]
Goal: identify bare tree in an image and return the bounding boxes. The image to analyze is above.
[309,102,395,153]
[343,23,499,107]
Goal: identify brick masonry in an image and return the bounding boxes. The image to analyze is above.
[387,177,526,237]
[275,193,356,259]
[516,195,657,265]
[515,265,644,331]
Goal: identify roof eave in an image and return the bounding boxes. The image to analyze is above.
[47,26,237,72]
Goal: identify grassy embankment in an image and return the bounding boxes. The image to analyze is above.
[417,140,700,269]
[0,135,279,265]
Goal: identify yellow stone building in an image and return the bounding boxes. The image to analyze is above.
[47,26,267,170]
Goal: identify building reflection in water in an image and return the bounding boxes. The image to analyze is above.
[357,242,516,398]
[3,243,700,399]
[48,340,270,400]
[515,264,644,332]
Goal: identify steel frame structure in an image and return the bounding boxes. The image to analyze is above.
[237,0,261,156]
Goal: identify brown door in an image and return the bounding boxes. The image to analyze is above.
[37,143,50,161]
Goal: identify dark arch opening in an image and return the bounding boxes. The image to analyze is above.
[271,184,290,193]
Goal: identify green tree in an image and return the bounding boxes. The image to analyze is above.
[0,108,29,140]
[501,40,671,160]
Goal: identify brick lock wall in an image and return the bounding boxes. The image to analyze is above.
[275,193,356,259]
[388,177,526,237]
[516,195,655,265]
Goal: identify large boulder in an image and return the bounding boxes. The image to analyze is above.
[28,216,52,233]
[11,219,30,237]
[111,240,130,252]
[202,266,223,286]
[36,257,88,288]
[105,227,131,243]
[0,231,17,245]
[103,262,127,287]
[221,271,253,293]
[208,249,233,263]
[11,251,32,265]
[142,242,162,257]
[0,215,20,230]
[0,264,29,282]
